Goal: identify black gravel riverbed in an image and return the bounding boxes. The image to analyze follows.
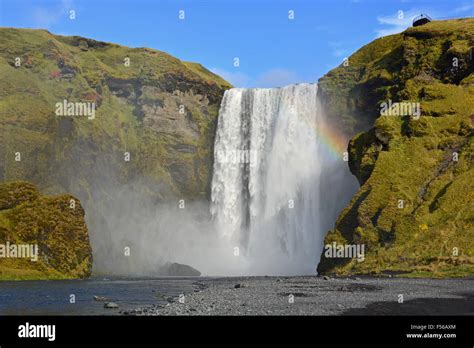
[2,276,472,315]
[131,276,474,316]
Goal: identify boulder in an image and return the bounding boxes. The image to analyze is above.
[157,262,201,277]
[104,302,119,309]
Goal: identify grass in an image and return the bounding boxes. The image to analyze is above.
[0,28,232,280]
[0,27,231,199]
[318,18,474,278]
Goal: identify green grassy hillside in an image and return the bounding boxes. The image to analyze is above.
[0,28,231,278]
[0,181,92,280]
[318,18,474,278]
[0,28,231,198]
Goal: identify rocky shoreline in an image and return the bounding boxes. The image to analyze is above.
[128,275,474,316]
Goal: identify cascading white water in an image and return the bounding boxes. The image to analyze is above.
[87,83,356,277]
[210,83,349,275]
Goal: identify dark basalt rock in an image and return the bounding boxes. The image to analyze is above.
[157,262,201,277]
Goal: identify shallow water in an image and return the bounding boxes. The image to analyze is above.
[0,277,200,315]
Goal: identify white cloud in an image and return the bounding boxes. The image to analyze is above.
[210,68,251,88]
[32,0,74,29]
[375,9,421,37]
[374,9,440,37]
[254,69,305,88]
[375,4,474,38]
[211,68,310,88]
[453,4,474,13]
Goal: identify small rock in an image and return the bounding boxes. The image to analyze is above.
[234,283,247,288]
[323,276,330,280]
[93,295,108,302]
[104,302,119,309]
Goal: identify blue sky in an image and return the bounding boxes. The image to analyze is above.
[1,0,473,87]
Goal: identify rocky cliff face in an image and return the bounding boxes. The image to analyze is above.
[0,28,231,276]
[0,28,231,199]
[0,181,92,279]
[318,18,474,277]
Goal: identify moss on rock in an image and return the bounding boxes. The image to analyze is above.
[318,18,474,278]
[0,181,92,280]
[0,28,232,276]
[0,28,231,200]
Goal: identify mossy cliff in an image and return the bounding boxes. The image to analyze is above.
[0,28,231,199]
[0,181,92,280]
[318,18,474,278]
[0,28,232,277]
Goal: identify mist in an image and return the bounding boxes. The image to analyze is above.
[79,83,358,277]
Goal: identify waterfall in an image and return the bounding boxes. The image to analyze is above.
[210,83,356,275]
[85,83,356,277]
